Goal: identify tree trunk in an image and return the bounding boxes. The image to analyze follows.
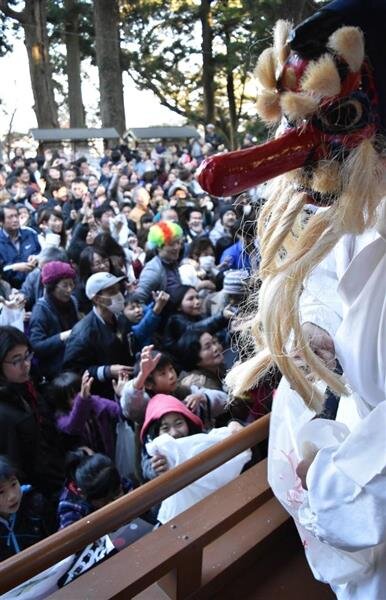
[64,0,85,128]
[199,0,215,125]
[23,0,59,128]
[224,29,237,150]
[93,0,126,136]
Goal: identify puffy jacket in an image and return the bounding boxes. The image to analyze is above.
[135,256,181,304]
[0,228,41,287]
[63,309,132,398]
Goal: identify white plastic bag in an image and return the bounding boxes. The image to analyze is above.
[115,419,136,480]
[146,428,251,524]
[0,305,25,331]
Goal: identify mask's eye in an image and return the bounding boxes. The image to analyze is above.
[315,95,367,133]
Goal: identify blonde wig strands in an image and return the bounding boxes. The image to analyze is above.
[301,54,341,98]
[311,159,342,195]
[273,20,292,67]
[259,192,306,278]
[338,138,385,233]
[255,47,277,91]
[327,26,365,72]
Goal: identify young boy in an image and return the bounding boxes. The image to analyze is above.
[120,345,228,428]
[123,290,169,354]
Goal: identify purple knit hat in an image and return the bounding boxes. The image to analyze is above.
[41,261,76,285]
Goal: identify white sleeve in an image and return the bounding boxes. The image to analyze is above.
[300,246,343,337]
[120,380,150,422]
[298,401,386,552]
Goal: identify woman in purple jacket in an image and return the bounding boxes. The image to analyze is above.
[51,370,122,459]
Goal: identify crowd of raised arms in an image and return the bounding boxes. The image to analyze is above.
[0,134,275,564]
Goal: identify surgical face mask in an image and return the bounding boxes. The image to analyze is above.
[199,255,215,272]
[106,292,125,315]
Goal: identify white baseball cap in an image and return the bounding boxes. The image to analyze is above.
[85,272,126,300]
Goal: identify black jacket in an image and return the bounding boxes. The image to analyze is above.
[0,382,66,494]
[29,294,79,380]
[62,309,132,398]
[0,387,39,484]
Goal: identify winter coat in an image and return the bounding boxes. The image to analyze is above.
[29,293,79,380]
[0,381,66,494]
[20,267,44,310]
[56,393,122,459]
[62,309,132,399]
[135,256,181,304]
[58,478,133,529]
[0,227,41,287]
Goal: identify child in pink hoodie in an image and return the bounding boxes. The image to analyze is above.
[140,394,203,481]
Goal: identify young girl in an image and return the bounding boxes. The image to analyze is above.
[140,394,204,481]
[140,394,249,524]
[52,370,122,459]
[58,449,132,529]
[0,456,46,560]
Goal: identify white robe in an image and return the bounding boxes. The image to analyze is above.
[268,206,386,599]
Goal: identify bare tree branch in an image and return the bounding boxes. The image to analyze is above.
[0,0,26,23]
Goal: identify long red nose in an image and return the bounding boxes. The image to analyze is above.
[197,126,322,197]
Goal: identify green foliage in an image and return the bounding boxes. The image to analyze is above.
[0,0,23,57]
[47,0,95,67]
[120,0,319,141]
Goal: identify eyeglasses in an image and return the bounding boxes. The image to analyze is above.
[4,351,34,368]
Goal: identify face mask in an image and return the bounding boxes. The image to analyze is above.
[199,255,215,271]
[107,292,125,315]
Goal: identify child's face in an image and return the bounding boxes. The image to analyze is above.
[149,364,177,394]
[0,476,22,517]
[124,301,143,323]
[159,412,189,439]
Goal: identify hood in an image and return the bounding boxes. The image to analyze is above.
[140,394,203,442]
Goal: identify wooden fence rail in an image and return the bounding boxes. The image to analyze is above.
[0,414,270,595]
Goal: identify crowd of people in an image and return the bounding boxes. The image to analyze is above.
[0,137,273,564]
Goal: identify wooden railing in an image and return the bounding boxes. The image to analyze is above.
[0,414,270,596]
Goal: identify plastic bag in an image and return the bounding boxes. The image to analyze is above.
[146,427,251,524]
[115,419,136,480]
[0,305,25,331]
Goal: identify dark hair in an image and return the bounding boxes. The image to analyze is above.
[37,207,66,247]
[0,203,18,224]
[49,181,67,195]
[0,326,30,376]
[187,237,214,260]
[78,246,111,282]
[146,412,200,442]
[50,371,82,413]
[0,455,18,483]
[13,166,30,179]
[176,329,207,371]
[65,450,121,501]
[93,233,126,261]
[134,351,176,389]
[93,204,113,221]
